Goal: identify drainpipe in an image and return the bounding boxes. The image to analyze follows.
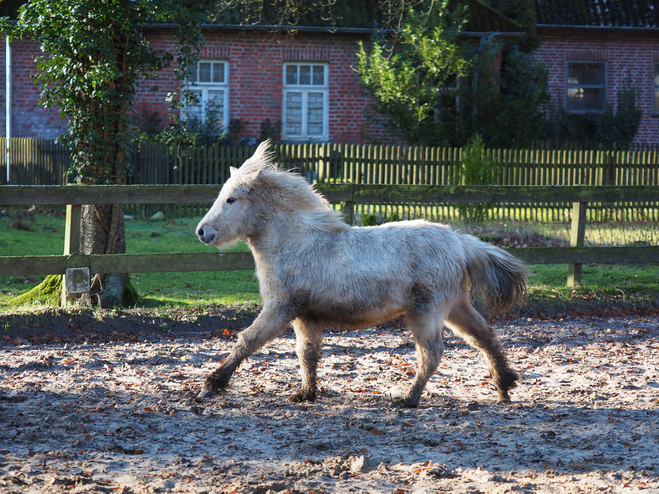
[5,35,10,184]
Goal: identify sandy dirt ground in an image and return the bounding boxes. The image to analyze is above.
[1,314,658,493]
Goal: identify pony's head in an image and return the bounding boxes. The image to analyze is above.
[196,140,347,248]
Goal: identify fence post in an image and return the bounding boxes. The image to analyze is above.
[567,201,587,287]
[61,204,82,306]
[341,201,355,225]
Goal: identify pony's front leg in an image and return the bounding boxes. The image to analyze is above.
[289,318,323,403]
[197,305,291,399]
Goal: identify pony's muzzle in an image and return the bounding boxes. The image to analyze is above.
[196,225,216,245]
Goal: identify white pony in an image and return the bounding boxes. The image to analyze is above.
[196,141,526,407]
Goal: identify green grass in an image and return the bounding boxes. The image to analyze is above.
[1,208,657,314]
[0,211,260,309]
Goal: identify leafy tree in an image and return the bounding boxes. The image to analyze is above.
[357,1,550,148]
[2,0,212,307]
[461,41,550,148]
[356,1,471,147]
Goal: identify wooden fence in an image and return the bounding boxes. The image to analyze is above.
[134,143,659,222]
[0,138,72,186]
[2,139,658,221]
[1,184,658,299]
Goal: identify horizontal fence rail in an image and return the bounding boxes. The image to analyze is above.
[3,247,659,279]
[1,184,658,291]
[3,184,659,205]
[0,252,255,277]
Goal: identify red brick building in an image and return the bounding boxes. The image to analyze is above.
[1,0,658,145]
[534,0,659,144]
[134,26,390,145]
[0,26,385,143]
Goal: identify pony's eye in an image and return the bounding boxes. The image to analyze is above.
[226,196,237,204]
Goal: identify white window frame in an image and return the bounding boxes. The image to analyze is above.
[654,63,659,114]
[184,60,230,130]
[282,62,329,141]
[566,61,607,113]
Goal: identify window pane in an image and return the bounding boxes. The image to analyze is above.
[568,63,604,86]
[655,64,659,86]
[285,92,302,135]
[567,87,605,111]
[212,63,224,83]
[655,89,659,113]
[308,92,324,109]
[208,90,224,110]
[186,90,202,120]
[300,65,311,85]
[312,65,324,85]
[286,65,297,85]
[199,62,211,83]
[188,63,198,83]
[307,92,324,135]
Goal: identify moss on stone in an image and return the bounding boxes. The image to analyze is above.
[9,275,62,306]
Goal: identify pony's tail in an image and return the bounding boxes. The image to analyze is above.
[460,234,527,317]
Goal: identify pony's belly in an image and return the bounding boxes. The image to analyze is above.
[300,302,404,329]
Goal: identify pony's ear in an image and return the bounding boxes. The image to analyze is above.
[230,164,262,187]
[244,169,263,185]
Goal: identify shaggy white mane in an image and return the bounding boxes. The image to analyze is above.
[237,141,349,233]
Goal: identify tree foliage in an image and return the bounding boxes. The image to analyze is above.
[2,0,212,307]
[357,1,471,147]
[464,41,550,148]
[11,0,210,185]
[357,1,550,148]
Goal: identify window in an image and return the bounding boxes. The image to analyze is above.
[283,63,329,141]
[185,60,229,128]
[566,62,606,112]
[654,64,659,113]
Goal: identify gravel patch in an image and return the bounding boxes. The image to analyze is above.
[1,315,658,493]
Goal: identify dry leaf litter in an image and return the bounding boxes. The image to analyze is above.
[1,315,658,493]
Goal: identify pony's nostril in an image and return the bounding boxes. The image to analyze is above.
[197,225,216,245]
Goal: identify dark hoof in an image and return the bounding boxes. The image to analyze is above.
[497,391,512,403]
[197,376,226,399]
[288,388,316,403]
[393,396,419,408]
[196,387,217,400]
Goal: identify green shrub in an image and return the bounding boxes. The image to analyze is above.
[383,212,401,223]
[456,135,500,225]
[362,213,379,226]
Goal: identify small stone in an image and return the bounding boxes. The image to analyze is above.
[350,455,365,473]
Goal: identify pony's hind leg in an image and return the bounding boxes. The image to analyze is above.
[397,312,445,408]
[445,294,519,403]
[289,318,323,403]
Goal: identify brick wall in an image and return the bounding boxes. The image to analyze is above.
[136,29,390,144]
[6,26,658,145]
[1,30,390,144]
[535,28,659,144]
[1,36,68,139]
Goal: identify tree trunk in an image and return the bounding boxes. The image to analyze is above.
[78,203,130,308]
[72,97,136,308]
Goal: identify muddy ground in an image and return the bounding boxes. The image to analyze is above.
[1,310,658,493]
